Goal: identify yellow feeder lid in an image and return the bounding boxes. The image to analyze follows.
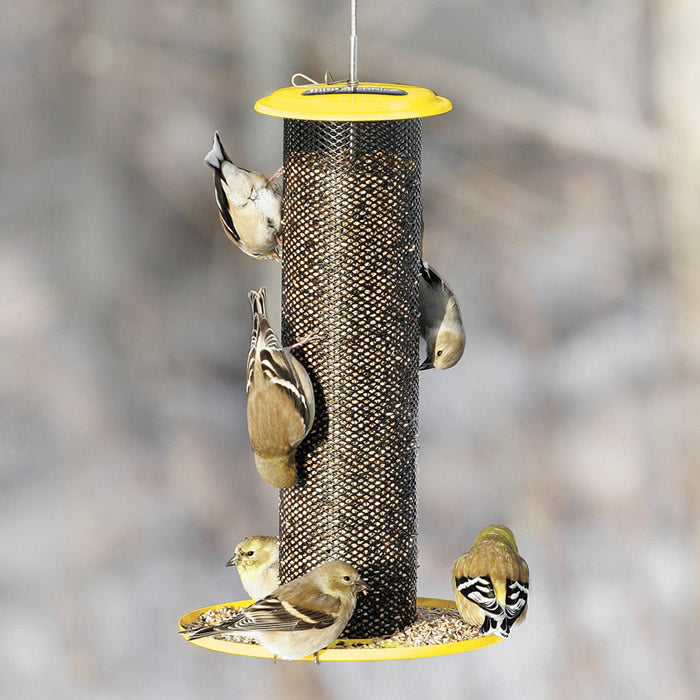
[180,597,502,662]
[255,82,452,121]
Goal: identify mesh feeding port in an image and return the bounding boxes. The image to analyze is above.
[279,118,422,637]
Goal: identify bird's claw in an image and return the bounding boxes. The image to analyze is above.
[289,333,322,350]
[266,165,284,185]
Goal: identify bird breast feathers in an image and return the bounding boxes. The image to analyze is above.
[253,185,282,223]
[220,162,253,206]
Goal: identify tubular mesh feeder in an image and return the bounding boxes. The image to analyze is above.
[180,83,504,659]
[257,83,450,637]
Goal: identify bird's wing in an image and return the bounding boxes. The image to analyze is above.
[246,288,312,424]
[235,594,338,632]
[259,346,312,424]
[213,174,241,245]
[455,574,501,616]
[504,578,529,624]
[455,574,509,636]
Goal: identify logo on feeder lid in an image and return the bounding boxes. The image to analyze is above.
[302,86,409,96]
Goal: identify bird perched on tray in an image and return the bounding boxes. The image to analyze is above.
[418,260,465,370]
[227,536,280,601]
[452,525,529,638]
[204,131,282,259]
[182,561,369,662]
[246,287,316,488]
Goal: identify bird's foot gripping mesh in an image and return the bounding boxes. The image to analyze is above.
[280,118,422,637]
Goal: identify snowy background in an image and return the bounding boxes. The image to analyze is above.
[2,1,699,698]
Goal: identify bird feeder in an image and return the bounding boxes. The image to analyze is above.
[181,3,503,660]
[257,80,450,639]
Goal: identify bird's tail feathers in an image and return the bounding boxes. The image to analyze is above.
[481,615,511,639]
[419,259,443,288]
[254,453,298,488]
[182,622,226,640]
[204,130,229,172]
[181,609,248,640]
[248,287,268,321]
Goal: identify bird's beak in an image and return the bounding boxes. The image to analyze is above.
[225,554,239,567]
[355,578,370,594]
[419,358,433,371]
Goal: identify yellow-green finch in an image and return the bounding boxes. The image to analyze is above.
[226,536,280,601]
[183,561,369,662]
[204,131,282,259]
[419,260,465,370]
[246,288,316,488]
[453,525,529,638]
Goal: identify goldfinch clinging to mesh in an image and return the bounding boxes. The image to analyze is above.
[246,288,316,489]
[183,561,369,662]
[226,536,280,601]
[418,260,465,370]
[204,131,282,260]
[453,524,529,638]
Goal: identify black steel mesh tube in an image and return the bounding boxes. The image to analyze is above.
[279,118,422,637]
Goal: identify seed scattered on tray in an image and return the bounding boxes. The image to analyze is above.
[182,606,481,648]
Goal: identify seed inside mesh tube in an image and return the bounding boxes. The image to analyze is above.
[280,121,423,637]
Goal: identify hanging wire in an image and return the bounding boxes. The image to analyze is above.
[290,1,358,89]
[291,73,318,87]
[349,0,358,89]
[291,71,343,87]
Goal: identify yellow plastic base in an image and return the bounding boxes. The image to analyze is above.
[179,597,502,662]
[255,82,452,121]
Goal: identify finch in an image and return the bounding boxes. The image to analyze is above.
[226,536,280,601]
[204,131,282,259]
[453,524,529,638]
[418,260,465,370]
[183,561,369,662]
[246,288,316,488]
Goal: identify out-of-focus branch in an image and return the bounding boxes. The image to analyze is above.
[654,1,700,367]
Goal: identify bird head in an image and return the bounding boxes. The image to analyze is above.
[227,536,279,570]
[432,322,465,370]
[318,561,370,596]
[476,524,519,551]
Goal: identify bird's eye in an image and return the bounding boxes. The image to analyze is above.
[246,551,254,557]
[437,349,443,356]
[343,576,351,582]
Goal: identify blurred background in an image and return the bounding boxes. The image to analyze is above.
[3,1,699,698]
